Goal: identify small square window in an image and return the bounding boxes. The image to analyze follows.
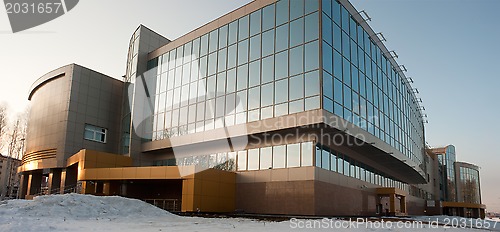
[84,124,107,143]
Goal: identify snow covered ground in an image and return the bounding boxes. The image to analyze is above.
[0,194,495,231]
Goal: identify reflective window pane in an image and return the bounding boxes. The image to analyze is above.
[262,4,275,31]
[276,0,289,26]
[275,79,288,104]
[273,145,286,168]
[276,24,289,52]
[260,147,272,170]
[261,83,274,107]
[289,45,303,76]
[287,143,301,168]
[238,15,249,40]
[262,55,274,84]
[290,18,304,47]
[289,74,304,100]
[301,142,313,166]
[262,29,275,57]
[275,50,288,80]
[250,10,261,36]
[305,70,320,97]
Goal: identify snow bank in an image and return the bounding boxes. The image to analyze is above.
[0,194,490,231]
[0,193,176,220]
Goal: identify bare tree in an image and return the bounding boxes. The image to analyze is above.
[7,107,29,160]
[0,104,7,152]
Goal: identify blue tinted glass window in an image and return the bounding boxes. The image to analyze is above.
[322,42,333,74]
[275,79,288,104]
[208,53,217,76]
[239,16,249,40]
[289,99,304,113]
[248,86,260,110]
[262,29,275,57]
[305,0,318,14]
[261,83,274,107]
[366,79,373,102]
[262,55,274,83]
[350,17,357,41]
[359,73,366,98]
[249,60,261,87]
[217,48,227,72]
[305,12,319,42]
[323,97,333,113]
[352,93,359,114]
[219,25,228,48]
[262,4,275,31]
[332,0,341,25]
[341,6,349,32]
[322,13,332,45]
[333,50,342,79]
[289,75,304,100]
[305,70,320,97]
[333,77,343,103]
[227,44,237,69]
[275,50,288,80]
[357,25,363,46]
[290,0,304,20]
[352,67,359,93]
[276,24,289,52]
[343,58,350,86]
[321,149,330,170]
[290,18,304,47]
[238,39,249,65]
[250,35,261,61]
[209,30,218,53]
[237,64,248,90]
[276,0,289,26]
[305,41,319,72]
[358,46,365,72]
[334,101,343,116]
[315,146,321,167]
[351,40,358,66]
[250,10,261,36]
[333,23,341,52]
[322,0,331,18]
[227,68,236,93]
[323,71,333,99]
[305,96,320,110]
[342,31,350,59]
[289,45,304,76]
[330,152,337,172]
[200,34,209,57]
[228,21,238,45]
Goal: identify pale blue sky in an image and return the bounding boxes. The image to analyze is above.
[0,0,498,211]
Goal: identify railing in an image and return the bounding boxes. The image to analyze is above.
[143,199,181,212]
[32,183,81,197]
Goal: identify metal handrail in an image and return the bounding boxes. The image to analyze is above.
[143,198,181,212]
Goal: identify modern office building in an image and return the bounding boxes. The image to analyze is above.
[18,0,485,217]
[427,146,485,218]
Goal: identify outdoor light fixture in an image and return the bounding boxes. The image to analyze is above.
[356,10,372,22]
[384,50,398,59]
[371,32,387,43]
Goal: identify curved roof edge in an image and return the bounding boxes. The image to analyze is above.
[28,64,74,100]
